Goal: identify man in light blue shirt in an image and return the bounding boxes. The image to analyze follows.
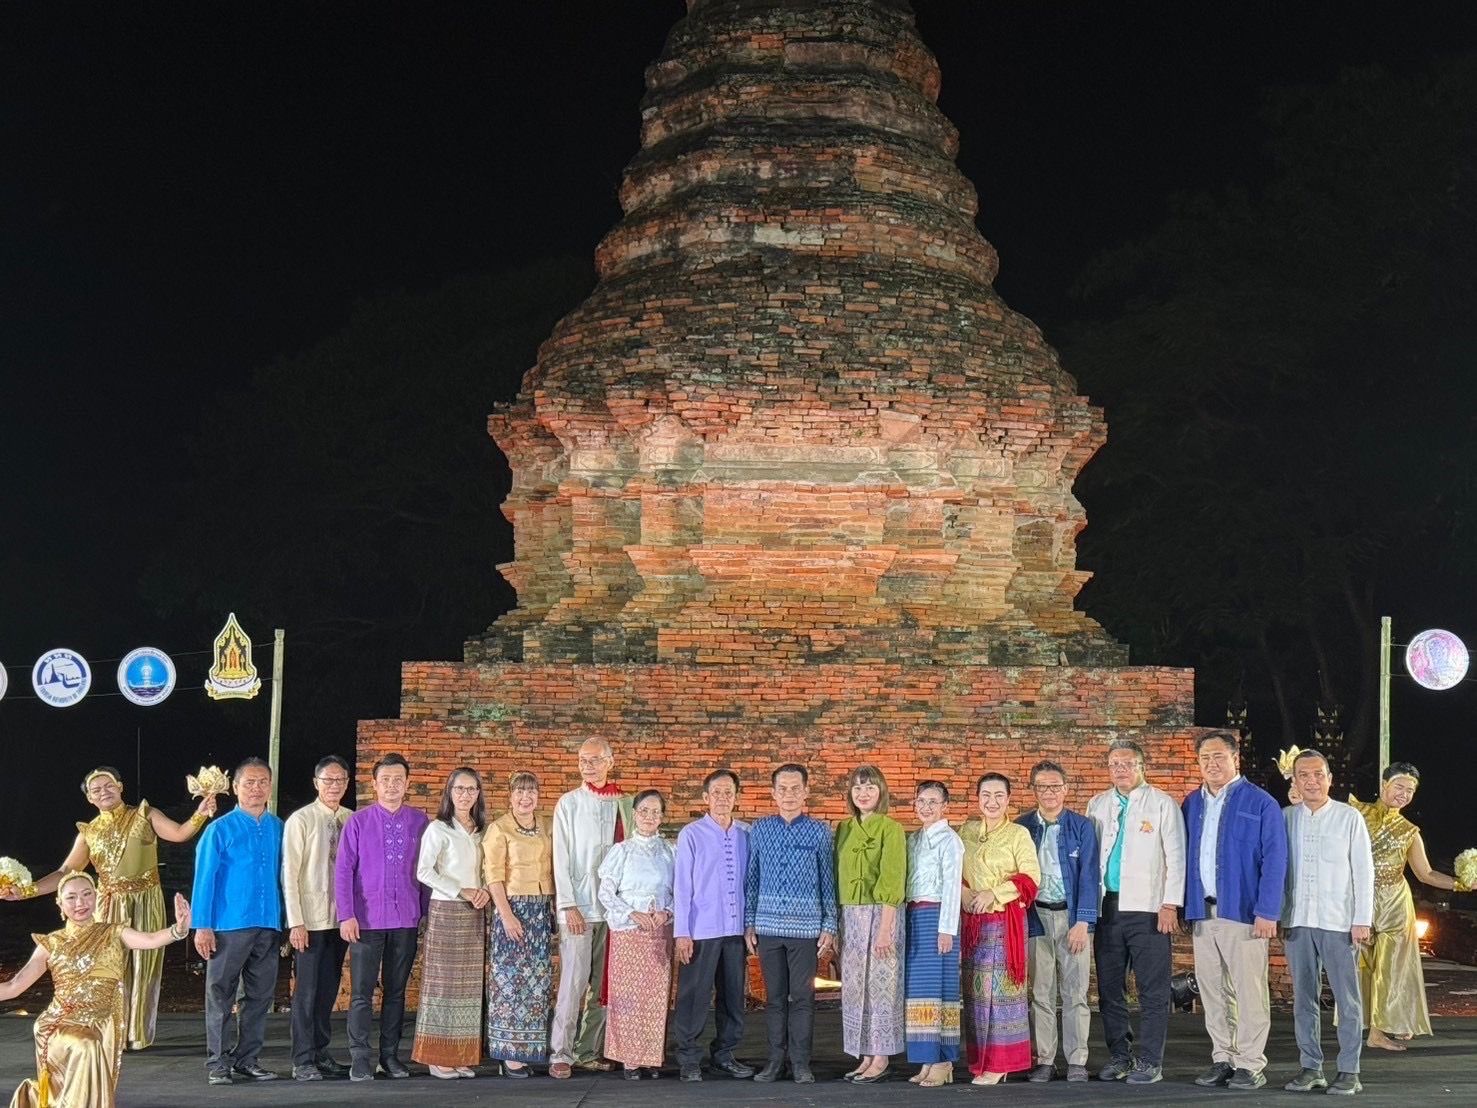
[192,757,284,1086]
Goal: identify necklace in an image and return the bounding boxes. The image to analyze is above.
[512,814,539,835]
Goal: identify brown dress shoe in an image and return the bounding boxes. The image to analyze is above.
[549,1062,573,1079]
[576,1059,615,1072]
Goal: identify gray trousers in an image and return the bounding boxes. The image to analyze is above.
[1285,926,1363,1074]
[1029,907,1091,1066]
[204,927,280,1072]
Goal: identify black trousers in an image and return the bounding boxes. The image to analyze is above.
[673,935,748,1068]
[756,934,818,1067]
[347,926,418,1064]
[291,928,347,1067]
[204,927,280,1073]
[1094,893,1172,1066]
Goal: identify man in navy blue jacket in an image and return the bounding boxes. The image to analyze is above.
[1017,760,1100,1083]
[1182,730,1287,1091]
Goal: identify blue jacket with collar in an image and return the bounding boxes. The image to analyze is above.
[1015,808,1100,937]
[1181,778,1287,924]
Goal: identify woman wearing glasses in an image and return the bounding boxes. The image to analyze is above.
[412,767,490,1078]
[903,780,964,1087]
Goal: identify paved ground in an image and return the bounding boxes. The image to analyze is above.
[2,1004,1474,1108]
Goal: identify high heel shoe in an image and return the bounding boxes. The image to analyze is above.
[971,1070,1005,1085]
[919,1066,954,1088]
[499,1061,530,1079]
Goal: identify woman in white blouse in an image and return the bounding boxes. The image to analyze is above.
[411,767,491,1079]
[597,789,675,1079]
[904,780,965,1087]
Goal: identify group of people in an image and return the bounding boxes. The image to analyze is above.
[0,731,1464,1105]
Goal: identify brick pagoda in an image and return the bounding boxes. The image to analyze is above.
[359,0,1197,827]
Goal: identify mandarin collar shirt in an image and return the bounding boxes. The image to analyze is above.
[1282,799,1375,931]
[597,833,676,932]
[673,815,749,941]
[905,819,965,936]
[191,806,284,932]
[281,799,350,931]
[744,813,838,938]
[1197,775,1241,900]
[334,802,430,930]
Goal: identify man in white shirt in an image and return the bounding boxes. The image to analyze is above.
[281,756,352,1082]
[549,737,633,1079]
[1085,739,1186,1085]
[1280,749,1374,1097]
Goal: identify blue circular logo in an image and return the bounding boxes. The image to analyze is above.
[32,649,92,708]
[117,647,177,706]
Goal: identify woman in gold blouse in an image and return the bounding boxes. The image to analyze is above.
[1349,763,1459,1051]
[3,767,215,1051]
[0,871,191,1108]
[959,772,1040,1085]
[482,771,556,1076]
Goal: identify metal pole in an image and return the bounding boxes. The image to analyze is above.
[1378,615,1392,777]
[268,629,285,814]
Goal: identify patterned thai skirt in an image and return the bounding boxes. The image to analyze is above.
[904,902,960,1063]
[841,903,905,1057]
[411,899,486,1068]
[604,923,673,1068]
[485,894,554,1063]
[961,910,1030,1075]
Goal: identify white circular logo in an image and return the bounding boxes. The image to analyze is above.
[1405,628,1469,691]
[0,662,8,702]
[117,647,177,707]
[32,649,92,708]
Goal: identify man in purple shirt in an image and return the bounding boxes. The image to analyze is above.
[672,769,755,1083]
[334,752,429,1082]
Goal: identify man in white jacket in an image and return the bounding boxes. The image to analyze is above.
[1086,739,1186,1085]
[1279,749,1374,1097]
[549,737,633,1079]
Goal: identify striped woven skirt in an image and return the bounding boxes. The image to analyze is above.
[961,910,1030,1075]
[904,902,960,1063]
[410,899,485,1068]
[841,903,905,1057]
[485,894,554,1063]
[604,923,673,1068]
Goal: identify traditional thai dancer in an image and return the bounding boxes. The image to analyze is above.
[3,767,215,1050]
[904,780,964,1088]
[0,871,191,1108]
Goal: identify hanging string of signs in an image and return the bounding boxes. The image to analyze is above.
[0,613,263,708]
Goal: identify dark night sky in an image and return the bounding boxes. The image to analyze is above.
[3,2,1476,860]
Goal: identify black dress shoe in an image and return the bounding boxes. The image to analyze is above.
[753,1060,785,1083]
[348,1058,374,1082]
[711,1057,755,1079]
[624,1066,644,1080]
[316,1054,350,1077]
[292,1066,323,1082]
[378,1057,411,1079]
[207,1070,233,1086]
[853,1066,890,1084]
[499,1061,531,1079]
[793,1066,815,1084]
[232,1063,280,1081]
[645,1067,662,1079]
[680,1066,702,1082]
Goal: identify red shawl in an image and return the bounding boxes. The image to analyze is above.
[961,872,1039,986]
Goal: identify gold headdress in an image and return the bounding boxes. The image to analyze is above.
[80,768,122,794]
[55,870,97,913]
[1275,746,1303,780]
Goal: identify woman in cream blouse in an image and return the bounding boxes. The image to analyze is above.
[483,772,555,1076]
[411,768,489,1079]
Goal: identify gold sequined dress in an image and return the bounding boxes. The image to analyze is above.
[1349,795,1431,1038]
[78,803,164,1049]
[9,921,129,1108]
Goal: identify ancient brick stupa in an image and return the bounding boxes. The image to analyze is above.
[360,0,1197,820]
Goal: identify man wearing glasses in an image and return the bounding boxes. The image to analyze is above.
[1086,739,1186,1085]
[281,755,353,1081]
[1016,760,1100,1083]
[549,737,634,1079]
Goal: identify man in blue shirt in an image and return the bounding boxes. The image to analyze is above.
[744,763,837,1085]
[192,757,285,1086]
[1017,759,1099,1084]
[1182,730,1287,1091]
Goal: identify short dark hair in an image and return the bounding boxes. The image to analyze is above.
[314,755,349,777]
[234,756,271,780]
[1382,762,1420,783]
[1106,739,1146,765]
[633,788,666,813]
[703,768,741,793]
[1292,748,1330,772]
[772,763,808,787]
[435,766,486,831]
[915,779,950,803]
[1195,730,1240,755]
[372,752,410,778]
[1028,760,1067,786]
[975,771,1011,795]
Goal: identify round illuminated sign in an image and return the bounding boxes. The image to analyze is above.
[1405,628,1469,691]
[32,649,92,708]
[117,647,177,707]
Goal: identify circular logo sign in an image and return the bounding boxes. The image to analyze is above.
[0,662,7,702]
[1405,628,1469,691]
[32,649,92,708]
[117,647,177,707]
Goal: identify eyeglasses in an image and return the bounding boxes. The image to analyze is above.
[634,807,664,819]
[914,798,943,808]
[316,776,349,786]
[577,756,610,768]
[1107,760,1141,771]
[1031,784,1066,793]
